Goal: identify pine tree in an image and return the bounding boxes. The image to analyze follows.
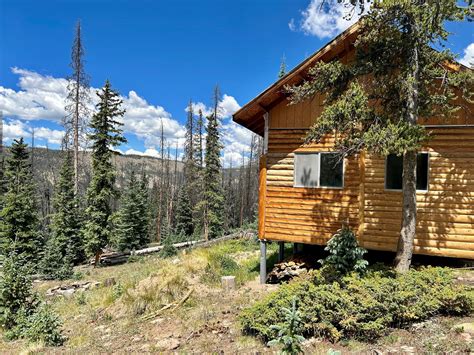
[40,153,83,280]
[0,138,42,265]
[64,20,91,195]
[175,187,193,237]
[113,171,149,251]
[0,112,5,210]
[83,81,126,264]
[287,0,473,272]
[278,54,287,79]
[203,86,225,240]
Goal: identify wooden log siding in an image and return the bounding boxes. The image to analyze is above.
[263,126,474,259]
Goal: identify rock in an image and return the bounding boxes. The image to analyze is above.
[400,345,415,354]
[460,333,472,343]
[452,322,474,334]
[155,338,180,350]
[104,278,116,287]
[221,276,236,291]
[150,317,164,325]
[140,344,150,351]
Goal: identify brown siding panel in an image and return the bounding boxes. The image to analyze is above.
[263,123,474,258]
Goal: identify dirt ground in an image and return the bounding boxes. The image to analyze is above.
[1,244,473,353]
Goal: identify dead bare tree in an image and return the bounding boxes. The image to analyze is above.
[64,20,91,195]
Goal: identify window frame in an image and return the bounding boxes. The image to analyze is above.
[384,152,430,192]
[293,151,345,189]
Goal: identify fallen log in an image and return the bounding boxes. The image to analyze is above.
[90,230,257,267]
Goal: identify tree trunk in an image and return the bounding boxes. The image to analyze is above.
[394,151,417,272]
[395,32,420,272]
[94,251,102,267]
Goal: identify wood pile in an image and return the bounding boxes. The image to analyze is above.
[266,256,317,284]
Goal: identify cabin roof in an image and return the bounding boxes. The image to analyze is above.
[232,23,361,136]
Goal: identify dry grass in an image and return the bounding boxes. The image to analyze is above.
[0,237,277,353]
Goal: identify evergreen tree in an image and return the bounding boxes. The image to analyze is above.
[203,86,225,240]
[40,153,82,280]
[175,187,193,237]
[287,0,473,272]
[0,138,42,265]
[83,81,126,264]
[278,54,287,79]
[113,171,150,251]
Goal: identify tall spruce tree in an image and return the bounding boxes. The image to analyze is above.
[113,171,150,251]
[0,138,42,265]
[83,81,126,264]
[175,187,194,237]
[287,0,473,272]
[203,86,225,240]
[40,153,82,279]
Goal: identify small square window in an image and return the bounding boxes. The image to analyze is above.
[294,152,344,188]
[320,153,344,188]
[385,153,429,191]
[294,153,319,188]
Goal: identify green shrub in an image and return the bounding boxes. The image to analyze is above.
[267,298,305,355]
[0,253,65,346]
[319,226,368,275]
[21,304,65,346]
[159,237,178,258]
[240,267,473,342]
[201,251,239,285]
[0,253,39,331]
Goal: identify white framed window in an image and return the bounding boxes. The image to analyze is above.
[294,152,344,188]
[385,153,429,191]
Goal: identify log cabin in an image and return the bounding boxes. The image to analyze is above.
[232,23,474,282]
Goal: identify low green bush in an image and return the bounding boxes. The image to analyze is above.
[20,304,65,346]
[319,226,368,275]
[240,267,473,342]
[201,251,240,285]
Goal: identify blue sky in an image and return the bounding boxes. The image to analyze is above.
[1,0,473,165]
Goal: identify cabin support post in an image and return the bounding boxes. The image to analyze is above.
[260,240,267,284]
[278,242,284,262]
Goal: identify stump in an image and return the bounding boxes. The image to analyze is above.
[221,276,236,291]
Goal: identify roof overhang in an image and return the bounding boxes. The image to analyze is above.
[232,23,361,136]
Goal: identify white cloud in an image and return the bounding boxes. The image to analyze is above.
[0,68,186,149]
[290,0,369,39]
[185,94,253,167]
[2,119,64,146]
[0,68,68,121]
[3,120,31,142]
[1,68,256,167]
[460,43,474,68]
[122,90,185,148]
[33,126,64,145]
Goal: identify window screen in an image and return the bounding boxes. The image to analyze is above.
[294,154,319,187]
[294,152,344,188]
[320,153,343,187]
[385,153,429,191]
